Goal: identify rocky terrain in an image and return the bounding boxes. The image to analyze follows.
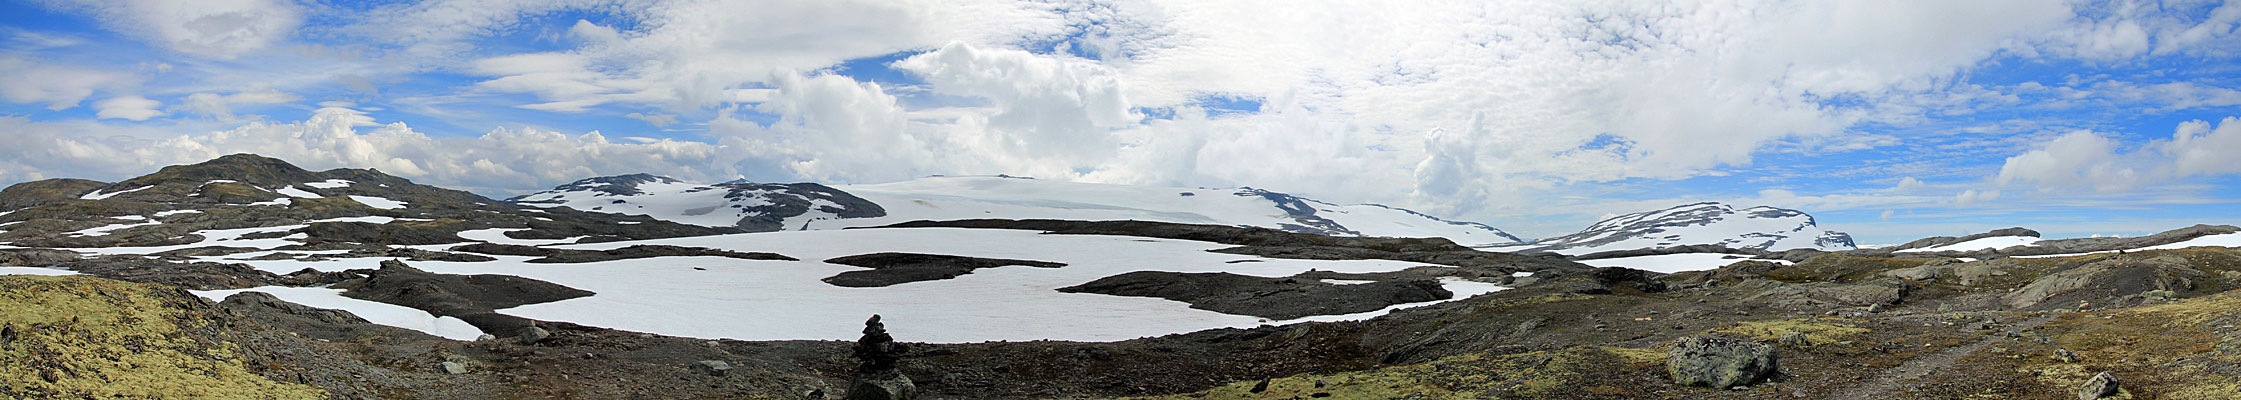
[4,154,2241,399]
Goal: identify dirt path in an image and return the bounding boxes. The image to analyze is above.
[1823,312,2059,399]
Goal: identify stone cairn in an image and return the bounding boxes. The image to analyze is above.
[845,315,916,400]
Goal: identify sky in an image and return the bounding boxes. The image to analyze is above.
[1,0,2240,245]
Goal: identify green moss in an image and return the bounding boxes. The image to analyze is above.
[1711,318,1869,345]
[0,276,325,399]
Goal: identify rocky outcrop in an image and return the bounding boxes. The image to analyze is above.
[448,243,794,263]
[333,260,594,335]
[1057,271,1453,320]
[820,253,1064,287]
[1886,227,2040,252]
[881,219,1591,276]
[1666,336,1778,388]
[2002,255,2207,310]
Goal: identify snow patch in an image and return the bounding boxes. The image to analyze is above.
[68,220,162,237]
[0,266,79,276]
[1897,236,2041,253]
[304,179,354,189]
[80,185,153,200]
[274,186,322,198]
[154,209,203,217]
[347,195,407,210]
[1577,253,1788,274]
[190,287,484,340]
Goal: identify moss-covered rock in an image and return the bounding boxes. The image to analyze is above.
[0,275,325,399]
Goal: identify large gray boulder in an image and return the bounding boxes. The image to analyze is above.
[844,375,916,400]
[1667,336,1778,388]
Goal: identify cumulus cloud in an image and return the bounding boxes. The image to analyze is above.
[93,95,164,121]
[2162,117,2241,177]
[38,0,302,58]
[1994,117,2241,192]
[1994,130,2142,190]
[892,41,1136,161]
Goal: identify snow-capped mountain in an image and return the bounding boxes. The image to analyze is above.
[509,175,1525,245]
[507,174,887,232]
[1488,202,1855,255]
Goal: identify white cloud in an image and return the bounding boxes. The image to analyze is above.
[1893,177,1926,191]
[1993,117,2241,192]
[0,108,734,195]
[2162,117,2241,177]
[1994,130,2143,190]
[93,95,164,121]
[1953,189,2002,207]
[892,41,1137,161]
[0,56,130,110]
[449,0,1070,112]
[623,112,679,127]
[179,89,302,121]
[39,0,302,58]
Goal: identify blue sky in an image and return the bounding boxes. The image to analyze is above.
[3,0,2241,245]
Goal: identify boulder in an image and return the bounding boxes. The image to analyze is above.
[693,360,732,376]
[440,361,467,375]
[1667,336,1778,388]
[519,326,551,345]
[844,374,916,400]
[2078,372,2120,399]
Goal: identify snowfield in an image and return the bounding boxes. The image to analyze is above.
[1577,253,1791,274]
[1896,235,2042,253]
[174,227,1509,343]
[516,175,1523,246]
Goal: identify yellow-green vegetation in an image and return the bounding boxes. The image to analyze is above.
[1710,317,1869,345]
[0,275,324,399]
[1126,346,1665,399]
[289,196,377,211]
[197,182,284,203]
[1998,289,2241,400]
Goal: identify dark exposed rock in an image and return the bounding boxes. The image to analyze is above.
[877,219,1590,276]
[1887,227,2040,252]
[821,252,1064,287]
[1667,336,1778,388]
[296,221,470,245]
[2003,255,2206,310]
[333,260,594,335]
[1058,271,1453,320]
[0,248,82,266]
[449,243,795,263]
[219,291,369,325]
[61,256,281,290]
